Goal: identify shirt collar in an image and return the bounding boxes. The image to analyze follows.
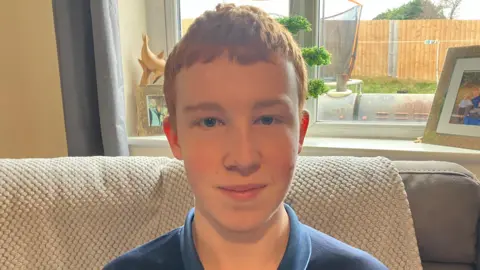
[180,204,311,270]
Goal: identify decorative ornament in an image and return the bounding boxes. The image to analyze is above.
[138,34,166,86]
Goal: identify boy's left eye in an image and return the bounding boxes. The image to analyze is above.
[254,116,281,125]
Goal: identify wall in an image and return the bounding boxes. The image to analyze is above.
[118,0,168,137]
[0,1,67,158]
[118,0,148,137]
[0,1,168,157]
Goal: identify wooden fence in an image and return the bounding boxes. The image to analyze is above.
[180,18,480,82]
[351,20,480,82]
[349,21,390,79]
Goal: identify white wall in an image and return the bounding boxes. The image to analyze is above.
[118,0,148,137]
[118,0,169,137]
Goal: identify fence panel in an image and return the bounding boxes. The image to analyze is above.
[352,20,480,82]
[351,20,390,78]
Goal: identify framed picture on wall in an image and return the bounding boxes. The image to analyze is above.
[423,45,480,150]
[135,84,167,136]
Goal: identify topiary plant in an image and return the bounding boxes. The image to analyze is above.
[276,15,331,99]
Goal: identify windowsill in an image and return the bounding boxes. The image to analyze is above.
[128,136,480,163]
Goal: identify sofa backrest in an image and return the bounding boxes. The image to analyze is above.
[0,157,193,270]
[1,156,476,270]
[394,161,480,270]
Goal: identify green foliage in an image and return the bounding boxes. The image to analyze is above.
[277,15,331,99]
[373,0,445,20]
[276,16,312,35]
[374,0,423,20]
[308,79,328,99]
[346,76,437,94]
[302,47,331,67]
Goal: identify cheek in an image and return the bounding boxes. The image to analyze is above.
[180,131,223,181]
[256,128,298,182]
[257,125,298,155]
[183,151,219,192]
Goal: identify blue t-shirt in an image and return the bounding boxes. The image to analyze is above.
[104,204,388,270]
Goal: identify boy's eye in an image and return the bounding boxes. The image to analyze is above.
[203,118,218,127]
[255,116,281,125]
[194,117,224,128]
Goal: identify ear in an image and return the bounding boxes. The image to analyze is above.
[157,51,165,59]
[163,116,183,160]
[298,110,310,154]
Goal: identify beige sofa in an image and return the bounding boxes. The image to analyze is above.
[0,156,479,270]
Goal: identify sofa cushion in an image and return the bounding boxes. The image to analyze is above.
[394,161,480,268]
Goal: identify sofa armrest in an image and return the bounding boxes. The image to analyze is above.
[393,161,480,269]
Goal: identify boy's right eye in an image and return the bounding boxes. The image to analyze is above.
[193,117,225,128]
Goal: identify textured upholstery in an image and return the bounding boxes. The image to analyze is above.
[0,156,420,269]
[395,161,480,270]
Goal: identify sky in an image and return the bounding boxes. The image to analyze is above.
[180,0,480,20]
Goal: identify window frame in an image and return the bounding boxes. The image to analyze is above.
[166,0,426,140]
[164,0,181,56]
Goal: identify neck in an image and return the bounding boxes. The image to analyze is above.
[192,205,290,270]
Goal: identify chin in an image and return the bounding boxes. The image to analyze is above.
[213,202,285,233]
[192,183,290,234]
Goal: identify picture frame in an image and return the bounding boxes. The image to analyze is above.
[423,45,480,150]
[135,84,167,136]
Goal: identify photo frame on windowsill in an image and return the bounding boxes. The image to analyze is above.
[135,83,167,136]
[423,45,480,150]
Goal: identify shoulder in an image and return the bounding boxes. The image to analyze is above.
[103,228,184,270]
[303,225,388,270]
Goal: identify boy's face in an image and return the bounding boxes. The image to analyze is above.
[164,55,309,232]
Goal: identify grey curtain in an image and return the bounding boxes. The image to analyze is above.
[52,0,129,156]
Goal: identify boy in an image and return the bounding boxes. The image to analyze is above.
[104,4,387,270]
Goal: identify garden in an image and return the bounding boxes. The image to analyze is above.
[341,76,438,94]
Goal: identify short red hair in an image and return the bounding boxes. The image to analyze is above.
[163,3,307,127]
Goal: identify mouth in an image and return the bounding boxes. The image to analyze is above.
[219,184,267,192]
[217,184,267,201]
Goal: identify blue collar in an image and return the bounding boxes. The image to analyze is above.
[179,204,312,270]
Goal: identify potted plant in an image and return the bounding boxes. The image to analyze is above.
[276,15,331,99]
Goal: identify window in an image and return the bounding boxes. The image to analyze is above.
[166,0,480,139]
[178,0,290,38]
[309,0,480,139]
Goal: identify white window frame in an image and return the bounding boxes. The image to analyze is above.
[165,0,426,140]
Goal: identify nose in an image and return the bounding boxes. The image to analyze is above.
[223,125,261,177]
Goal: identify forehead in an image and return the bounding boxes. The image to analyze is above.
[174,56,298,111]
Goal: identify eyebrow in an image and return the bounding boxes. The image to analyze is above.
[182,99,290,113]
[183,102,225,113]
[253,99,290,110]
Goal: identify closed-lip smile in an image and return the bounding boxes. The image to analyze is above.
[217,184,267,200]
[219,184,267,192]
